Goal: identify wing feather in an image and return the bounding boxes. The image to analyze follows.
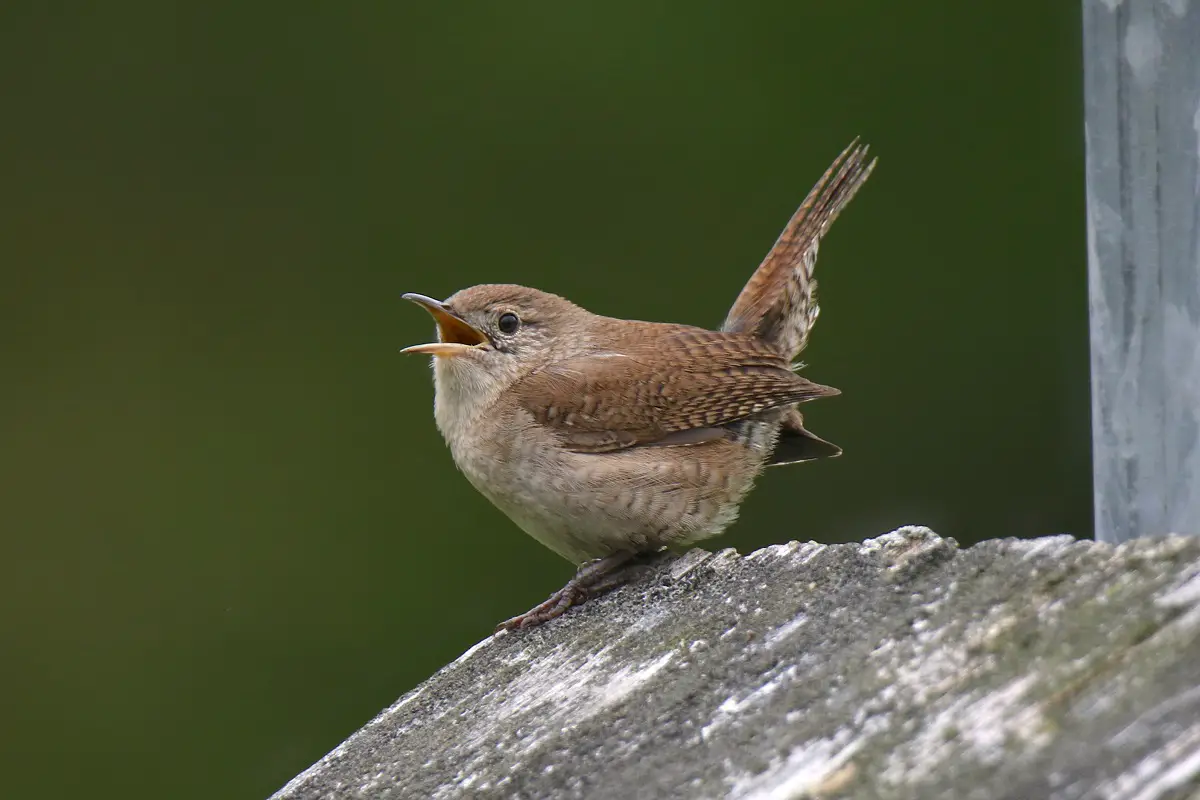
[514,327,838,453]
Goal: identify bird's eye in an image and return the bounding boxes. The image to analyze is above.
[497,312,521,335]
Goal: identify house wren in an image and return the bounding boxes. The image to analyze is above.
[401,141,875,631]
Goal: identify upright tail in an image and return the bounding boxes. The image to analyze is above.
[722,140,875,466]
[722,139,875,362]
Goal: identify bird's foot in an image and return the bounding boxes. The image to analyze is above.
[495,550,659,632]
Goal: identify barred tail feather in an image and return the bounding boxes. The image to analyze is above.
[722,139,876,362]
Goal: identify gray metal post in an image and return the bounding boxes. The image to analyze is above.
[1083,1,1200,542]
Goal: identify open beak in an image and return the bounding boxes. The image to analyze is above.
[400,293,490,357]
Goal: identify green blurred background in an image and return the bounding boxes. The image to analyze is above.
[0,3,1087,798]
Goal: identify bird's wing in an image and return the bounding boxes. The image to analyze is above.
[513,327,838,454]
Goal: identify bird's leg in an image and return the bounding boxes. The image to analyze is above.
[496,550,657,632]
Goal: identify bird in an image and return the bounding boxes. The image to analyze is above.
[400,140,875,630]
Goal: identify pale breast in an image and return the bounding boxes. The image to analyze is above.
[445,407,781,563]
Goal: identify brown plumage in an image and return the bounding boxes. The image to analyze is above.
[724,139,875,465]
[724,139,875,358]
[401,140,876,629]
[515,324,838,453]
